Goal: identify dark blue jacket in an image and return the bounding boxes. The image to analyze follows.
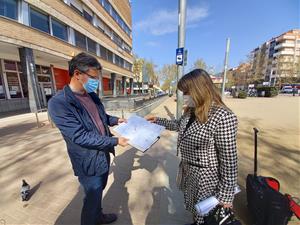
[48,85,119,177]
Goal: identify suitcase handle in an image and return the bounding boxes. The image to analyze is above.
[253,128,259,176]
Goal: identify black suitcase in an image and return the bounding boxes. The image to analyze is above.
[246,128,293,225]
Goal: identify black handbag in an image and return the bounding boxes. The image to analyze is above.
[203,205,242,225]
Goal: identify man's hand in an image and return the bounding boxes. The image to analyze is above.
[145,115,157,123]
[118,137,129,147]
[118,118,127,124]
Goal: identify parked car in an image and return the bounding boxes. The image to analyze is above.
[281,86,293,93]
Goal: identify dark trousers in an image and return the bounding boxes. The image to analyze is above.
[78,154,110,225]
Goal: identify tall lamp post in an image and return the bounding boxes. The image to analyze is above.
[176,0,187,119]
[221,38,230,99]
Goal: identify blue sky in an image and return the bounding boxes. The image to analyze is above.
[131,0,299,73]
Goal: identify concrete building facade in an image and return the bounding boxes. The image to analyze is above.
[0,0,133,113]
[250,29,300,86]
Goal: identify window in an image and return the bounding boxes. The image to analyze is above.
[4,60,17,71]
[123,43,132,53]
[114,55,124,67]
[97,0,132,37]
[41,66,50,75]
[99,0,105,7]
[36,65,51,82]
[107,50,113,63]
[115,55,120,66]
[70,0,83,15]
[83,10,93,23]
[30,8,50,33]
[75,31,87,50]
[103,24,112,38]
[3,60,27,99]
[119,57,124,67]
[124,61,130,70]
[119,19,125,30]
[100,45,107,60]
[52,19,68,41]
[103,0,111,13]
[0,0,17,20]
[96,17,104,32]
[87,38,97,55]
[112,33,122,47]
[6,72,22,98]
[38,76,51,82]
[112,9,118,20]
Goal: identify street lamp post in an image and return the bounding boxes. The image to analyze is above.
[176,0,187,119]
[222,38,230,99]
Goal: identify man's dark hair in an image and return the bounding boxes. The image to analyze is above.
[68,52,102,77]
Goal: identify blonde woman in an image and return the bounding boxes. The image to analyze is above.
[146,69,238,225]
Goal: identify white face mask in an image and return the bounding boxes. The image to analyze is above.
[183,95,195,107]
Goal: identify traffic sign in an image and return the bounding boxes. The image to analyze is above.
[176,48,184,65]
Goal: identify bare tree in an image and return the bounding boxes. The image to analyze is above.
[132,55,144,92]
[192,58,207,70]
[159,64,177,91]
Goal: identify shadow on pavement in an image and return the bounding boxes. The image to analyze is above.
[54,146,193,225]
[0,122,39,138]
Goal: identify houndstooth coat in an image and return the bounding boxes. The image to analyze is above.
[155,105,238,224]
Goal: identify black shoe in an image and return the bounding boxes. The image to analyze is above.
[98,213,118,224]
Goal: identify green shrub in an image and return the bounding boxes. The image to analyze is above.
[256,86,278,97]
[238,91,247,99]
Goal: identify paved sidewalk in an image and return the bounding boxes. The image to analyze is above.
[0,98,192,225]
[0,95,299,225]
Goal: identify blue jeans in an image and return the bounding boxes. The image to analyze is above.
[78,155,110,225]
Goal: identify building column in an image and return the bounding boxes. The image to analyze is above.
[122,76,127,96]
[50,65,57,95]
[129,78,134,95]
[111,73,117,97]
[98,71,104,98]
[18,47,43,111]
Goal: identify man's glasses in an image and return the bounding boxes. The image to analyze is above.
[78,70,101,80]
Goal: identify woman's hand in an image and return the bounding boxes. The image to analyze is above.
[145,115,157,123]
[220,203,233,209]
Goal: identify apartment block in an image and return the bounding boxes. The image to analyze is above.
[0,0,133,114]
[250,29,300,85]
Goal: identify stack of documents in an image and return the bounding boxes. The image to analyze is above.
[195,185,241,216]
[113,115,165,152]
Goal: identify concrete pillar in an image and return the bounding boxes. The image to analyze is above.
[111,73,117,97]
[18,47,43,111]
[129,78,134,95]
[98,71,104,98]
[122,76,127,96]
[50,65,57,95]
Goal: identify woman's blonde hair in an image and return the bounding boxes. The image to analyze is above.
[177,69,228,123]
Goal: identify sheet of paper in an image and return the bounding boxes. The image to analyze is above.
[113,115,165,152]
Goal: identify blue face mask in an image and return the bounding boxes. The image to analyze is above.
[83,78,99,93]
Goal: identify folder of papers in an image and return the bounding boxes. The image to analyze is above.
[113,115,165,152]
